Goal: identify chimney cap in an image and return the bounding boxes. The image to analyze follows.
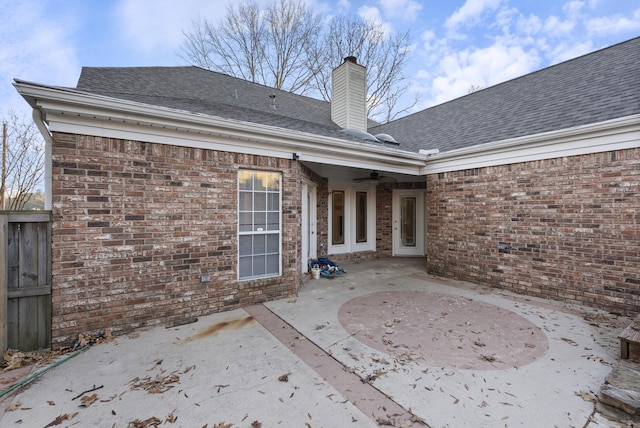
[344,56,358,64]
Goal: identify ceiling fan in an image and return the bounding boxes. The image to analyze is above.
[353,171,397,183]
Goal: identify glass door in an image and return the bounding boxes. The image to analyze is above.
[392,190,424,256]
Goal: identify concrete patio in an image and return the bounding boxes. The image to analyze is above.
[0,258,635,427]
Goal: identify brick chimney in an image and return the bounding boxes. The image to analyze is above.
[331,56,367,132]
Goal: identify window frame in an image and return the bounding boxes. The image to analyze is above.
[237,170,282,281]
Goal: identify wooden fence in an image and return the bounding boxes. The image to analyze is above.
[0,211,52,352]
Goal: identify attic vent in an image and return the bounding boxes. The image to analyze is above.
[374,133,399,146]
[340,128,380,143]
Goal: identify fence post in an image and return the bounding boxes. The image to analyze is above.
[0,213,7,352]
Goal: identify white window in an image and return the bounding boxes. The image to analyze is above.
[238,170,281,280]
[328,185,376,254]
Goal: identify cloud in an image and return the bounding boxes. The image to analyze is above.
[418,43,540,107]
[546,41,594,64]
[543,15,575,36]
[587,8,640,36]
[357,5,394,36]
[445,0,503,31]
[379,0,422,21]
[563,1,586,16]
[0,1,80,116]
[114,0,230,53]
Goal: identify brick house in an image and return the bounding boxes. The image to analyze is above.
[14,36,640,347]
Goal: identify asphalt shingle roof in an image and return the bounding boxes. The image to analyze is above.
[76,66,364,142]
[371,36,640,153]
[75,36,640,154]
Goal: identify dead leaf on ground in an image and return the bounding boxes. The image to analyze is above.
[6,401,21,411]
[166,410,178,423]
[44,412,78,427]
[213,423,233,428]
[278,373,290,382]
[127,416,162,427]
[576,390,596,402]
[410,414,426,423]
[47,400,55,405]
[479,354,497,362]
[251,421,262,428]
[79,393,98,407]
[524,342,536,348]
[561,337,578,346]
[130,373,180,394]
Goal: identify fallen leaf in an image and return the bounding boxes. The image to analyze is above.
[524,343,536,348]
[7,401,21,411]
[79,393,98,407]
[47,401,55,406]
[127,416,162,427]
[278,373,290,382]
[251,421,262,428]
[165,410,178,423]
[561,337,578,346]
[44,412,78,427]
[576,391,596,402]
[479,354,497,362]
[410,414,426,423]
[130,373,180,394]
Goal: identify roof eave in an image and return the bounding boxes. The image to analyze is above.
[14,80,427,175]
[422,114,640,175]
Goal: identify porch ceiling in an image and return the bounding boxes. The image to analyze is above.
[302,161,425,184]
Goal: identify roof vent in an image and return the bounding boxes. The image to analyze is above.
[340,128,380,143]
[374,133,399,146]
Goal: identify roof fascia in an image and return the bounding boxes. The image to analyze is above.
[14,80,427,175]
[422,114,640,175]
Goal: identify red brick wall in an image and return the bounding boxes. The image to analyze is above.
[50,132,304,347]
[426,149,640,315]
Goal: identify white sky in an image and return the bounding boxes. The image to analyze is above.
[1,0,639,121]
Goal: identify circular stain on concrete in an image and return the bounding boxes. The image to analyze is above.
[338,291,548,370]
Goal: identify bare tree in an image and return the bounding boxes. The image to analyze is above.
[181,0,321,95]
[467,84,483,94]
[307,15,414,120]
[1,111,45,210]
[179,0,416,122]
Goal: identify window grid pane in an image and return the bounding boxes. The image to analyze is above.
[356,191,367,243]
[238,170,281,280]
[332,191,345,245]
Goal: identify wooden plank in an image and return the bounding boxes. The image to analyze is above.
[37,295,51,350]
[37,222,50,286]
[18,296,37,351]
[7,285,51,299]
[6,222,18,290]
[6,297,17,350]
[6,212,51,223]
[0,215,7,352]
[43,294,51,349]
[19,222,38,288]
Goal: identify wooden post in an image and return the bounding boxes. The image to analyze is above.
[0,214,7,352]
[1,122,6,211]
